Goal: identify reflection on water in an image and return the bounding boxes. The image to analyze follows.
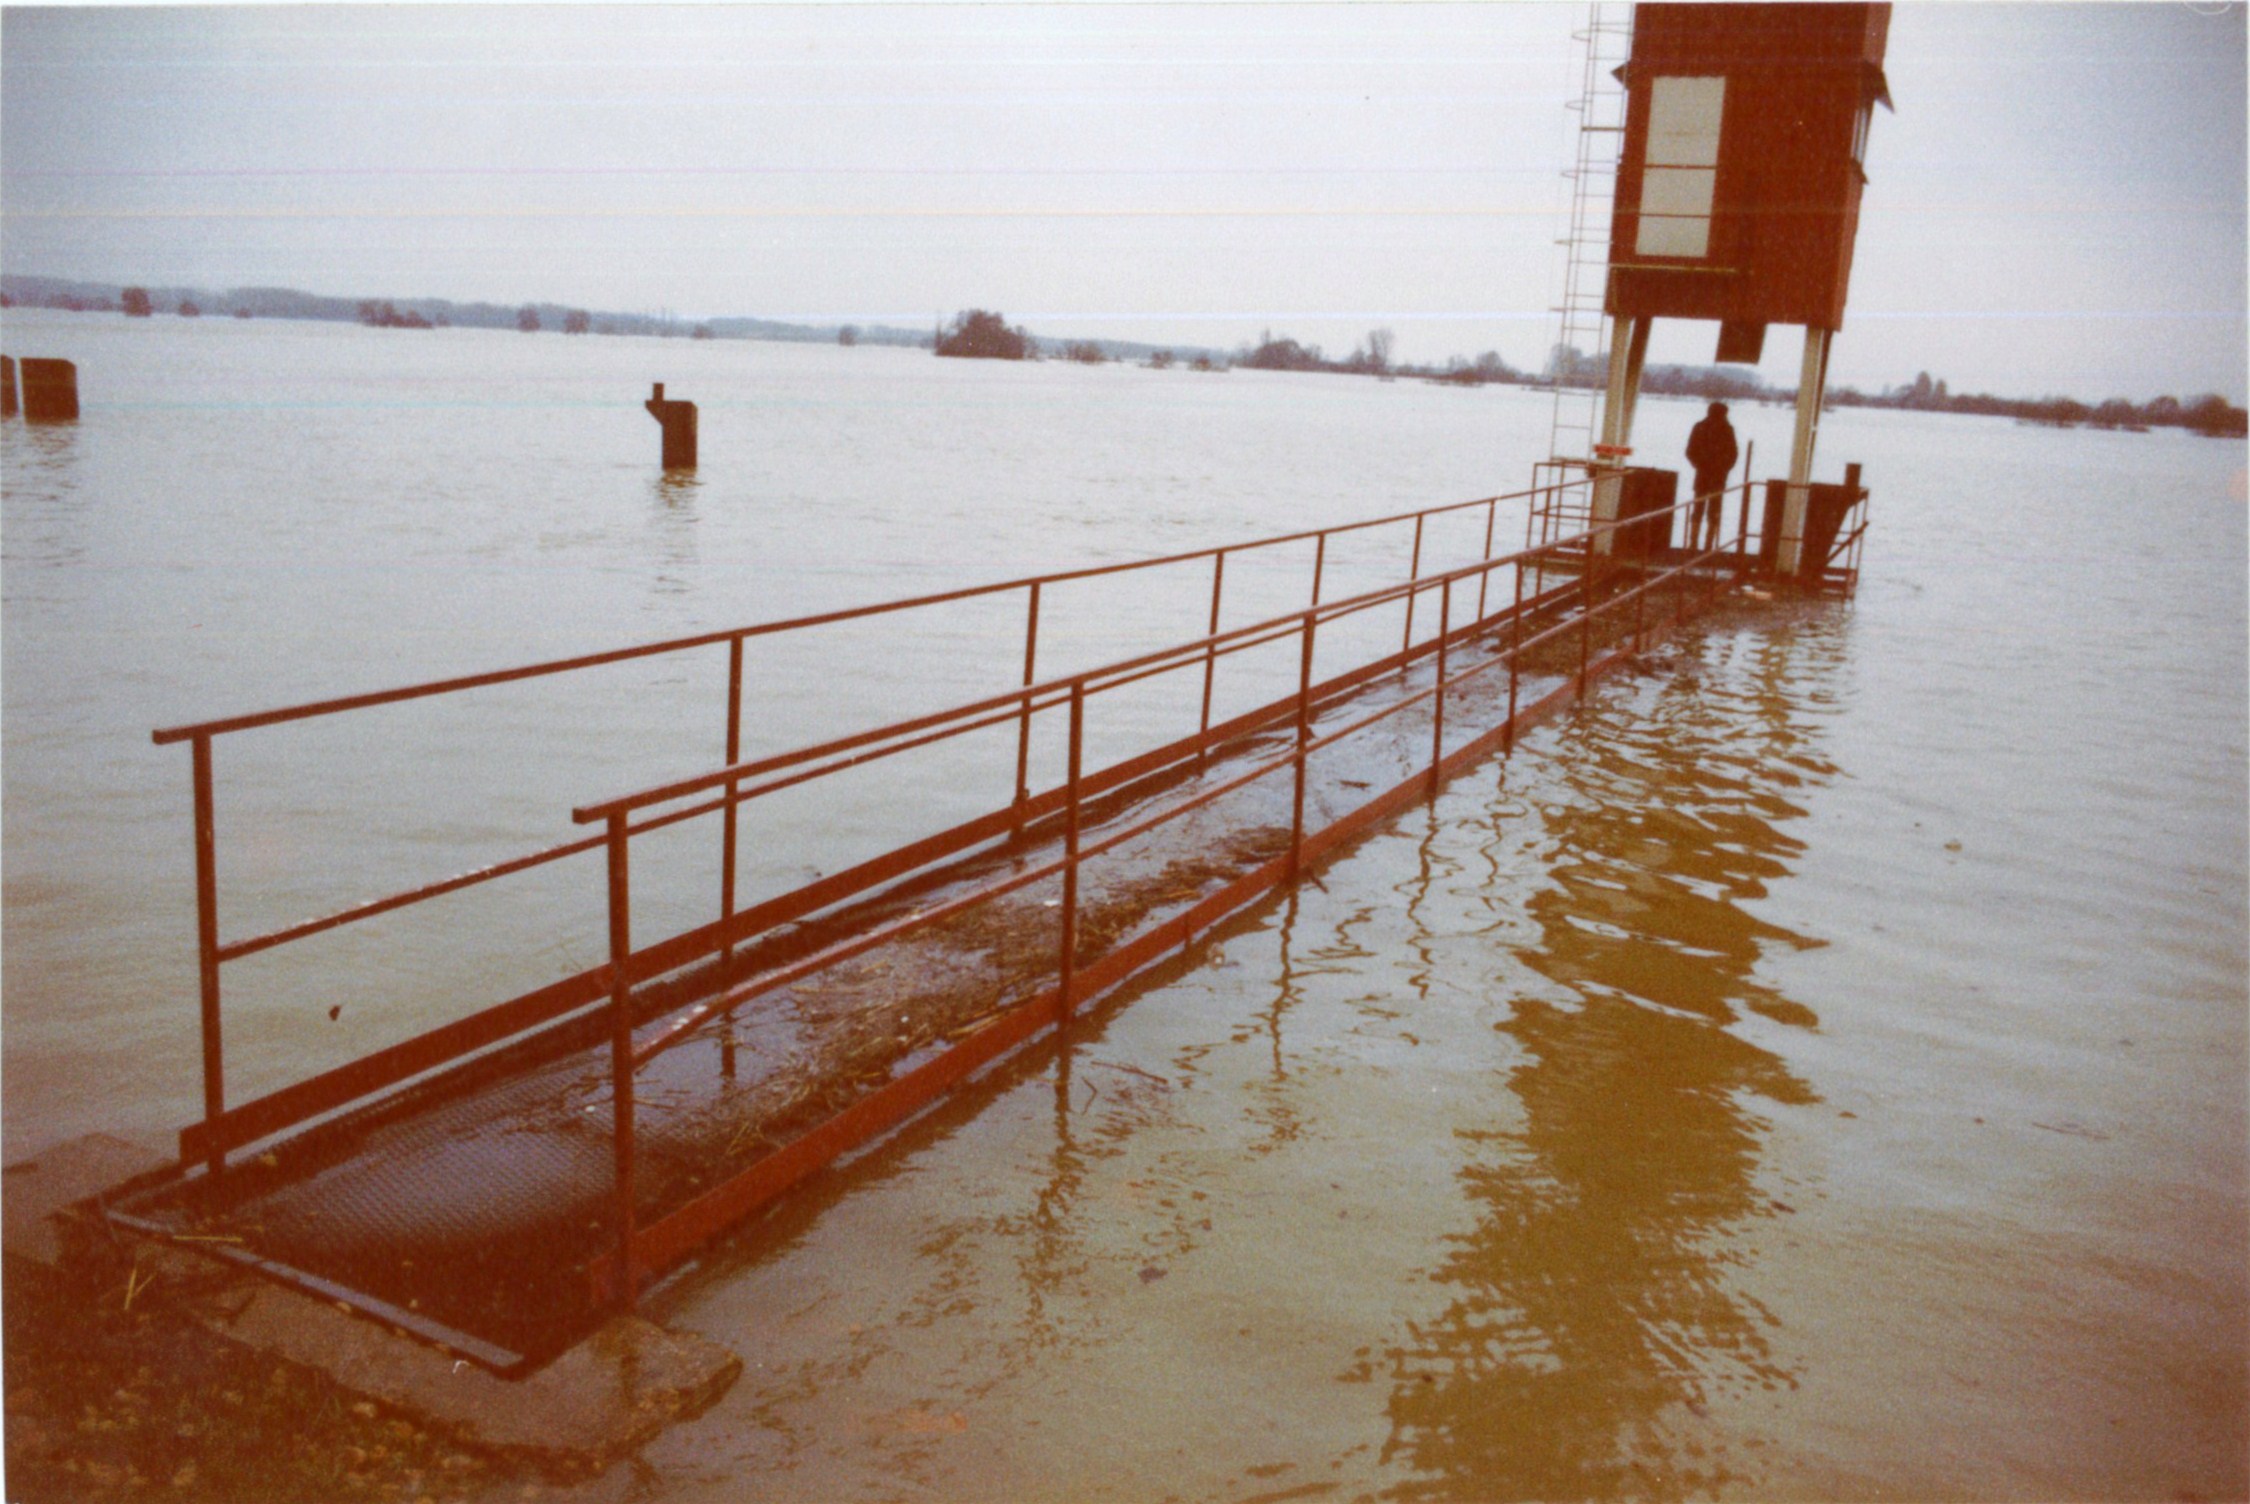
[0,423,86,574]
[1379,618,1839,1501]
[984,1038,1200,1369]
[649,470,703,597]
[1243,889,1315,1155]
[1006,1054,1094,1355]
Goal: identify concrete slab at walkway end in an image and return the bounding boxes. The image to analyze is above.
[4,1133,743,1472]
[2,1132,169,1273]
[212,1284,742,1467]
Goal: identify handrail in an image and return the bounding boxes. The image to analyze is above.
[150,481,1569,746]
[215,479,1676,977]
[157,470,1600,1179]
[570,496,1684,826]
[573,547,1487,823]
[587,485,1758,1306]
[146,446,1788,1347]
[588,492,1737,1073]
[178,468,1803,1194]
[610,504,1740,1069]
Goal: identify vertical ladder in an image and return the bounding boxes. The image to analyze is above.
[1532,4,1633,552]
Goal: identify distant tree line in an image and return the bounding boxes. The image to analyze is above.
[1433,350,1528,388]
[1,275,940,350]
[360,299,434,329]
[1238,328,1535,387]
[1827,369,2247,437]
[1538,343,1762,399]
[1239,327,1406,377]
[117,290,211,324]
[1539,343,2248,437]
[15,275,2243,435]
[934,309,1227,368]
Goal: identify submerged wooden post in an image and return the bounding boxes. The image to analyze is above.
[21,358,78,422]
[644,382,697,470]
[1,356,17,417]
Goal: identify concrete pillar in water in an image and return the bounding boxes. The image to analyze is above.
[1778,327,1832,576]
[644,382,697,470]
[1,356,16,418]
[20,358,79,422]
[1590,314,1652,557]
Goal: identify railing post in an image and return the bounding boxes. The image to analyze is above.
[1013,580,1042,824]
[192,733,225,1177]
[720,636,743,969]
[1477,497,1497,622]
[1848,478,1867,588]
[1310,532,1327,609]
[606,812,637,1311]
[1402,512,1425,657]
[1290,610,1316,878]
[1505,557,1524,754]
[1578,544,1594,692]
[1431,577,1450,793]
[1059,681,1084,1018]
[1197,551,1225,769]
[1737,440,1755,566]
[1632,550,1646,652]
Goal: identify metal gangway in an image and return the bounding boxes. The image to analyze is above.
[111,471,1855,1372]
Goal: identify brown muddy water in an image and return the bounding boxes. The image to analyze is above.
[3,312,2245,1499]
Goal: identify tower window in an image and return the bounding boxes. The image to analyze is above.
[1636,75,1725,259]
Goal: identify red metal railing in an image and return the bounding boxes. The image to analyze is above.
[569,483,1765,1307]
[154,478,1591,1176]
[123,453,1880,1370]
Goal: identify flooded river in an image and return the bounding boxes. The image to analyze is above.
[3,310,2243,1498]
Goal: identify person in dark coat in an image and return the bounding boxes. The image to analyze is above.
[1685,402,1739,550]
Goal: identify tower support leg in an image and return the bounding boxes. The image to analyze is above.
[1591,315,1651,556]
[1780,326,1831,576]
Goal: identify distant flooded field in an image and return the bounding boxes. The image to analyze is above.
[3,309,2243,1499]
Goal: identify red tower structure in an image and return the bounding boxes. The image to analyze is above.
[1592,2,1890,575]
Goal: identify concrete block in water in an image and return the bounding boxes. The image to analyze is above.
[2,355,16,417]
[644,382,697,470]
[20,357,79,422]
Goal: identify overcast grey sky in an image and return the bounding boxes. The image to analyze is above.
[3,3,2243,403]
